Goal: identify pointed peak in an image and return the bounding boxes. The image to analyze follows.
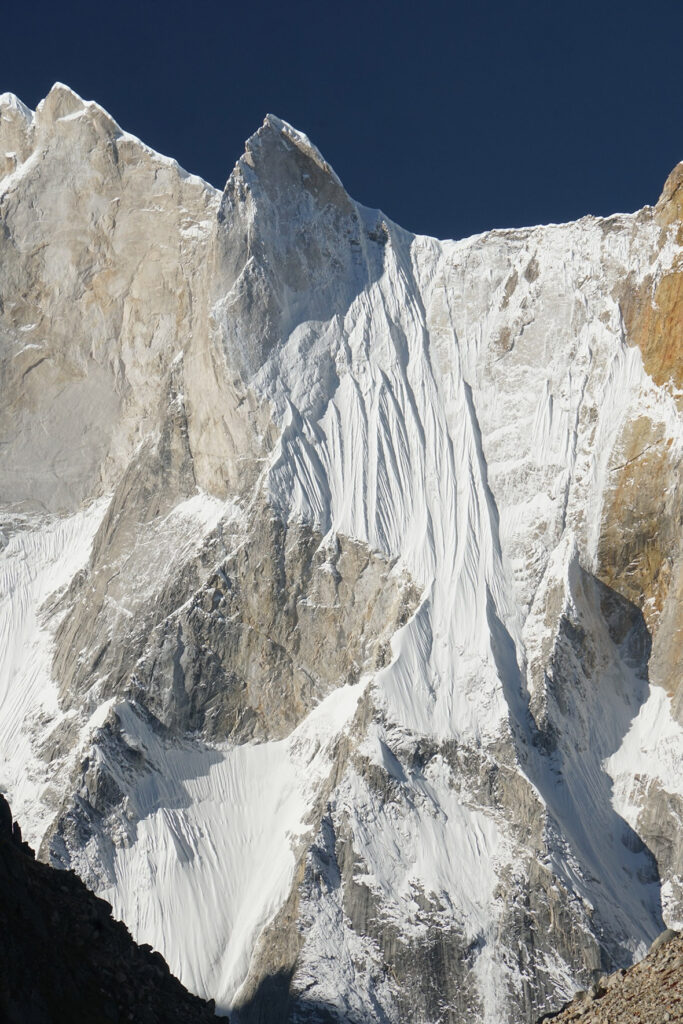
[0,93,33,124]
[35,83,121,135]
[37,82,86,120]
[238,113,343,190]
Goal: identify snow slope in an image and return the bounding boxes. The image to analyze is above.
[0,501,109,841]
[0,87,681,1023]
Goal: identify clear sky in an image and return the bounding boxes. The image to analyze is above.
[4,0,682,240]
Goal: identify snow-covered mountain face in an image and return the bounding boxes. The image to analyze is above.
[1,83,681,1023]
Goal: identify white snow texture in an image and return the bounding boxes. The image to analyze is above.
[0,87,681,1023]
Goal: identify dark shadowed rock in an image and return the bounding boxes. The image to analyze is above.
[0,794,218,1024]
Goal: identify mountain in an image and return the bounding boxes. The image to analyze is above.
[0,794,217,1023]
[0,83,681,1023]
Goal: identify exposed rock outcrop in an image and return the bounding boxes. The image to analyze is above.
[538,930,682,1023]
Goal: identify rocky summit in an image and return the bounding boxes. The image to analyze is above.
[0,83,682,1023]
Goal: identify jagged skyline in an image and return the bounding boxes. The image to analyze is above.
[4,0,682,239]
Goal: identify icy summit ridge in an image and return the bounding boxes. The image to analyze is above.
[0,84,682,1024]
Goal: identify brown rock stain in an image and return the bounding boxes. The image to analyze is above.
[655,160,683,234]
[619,269,683,394]
[616,161,683,394]
[598,417,679,619]
[597,413,682,705]
[600,164,683,705]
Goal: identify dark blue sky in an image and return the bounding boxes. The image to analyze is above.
[5,0,682,239]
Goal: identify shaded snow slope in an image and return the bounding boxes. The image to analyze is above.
[0,794,217,1024]
[0,86,681,1023]
[0,501,110,842]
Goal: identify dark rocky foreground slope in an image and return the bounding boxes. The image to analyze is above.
[0,795,218,1024]
[538,930,683,1023]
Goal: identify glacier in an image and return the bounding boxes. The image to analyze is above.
[0,84,682,1022]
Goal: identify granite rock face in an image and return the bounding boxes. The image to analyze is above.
[0,85,682,1023]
